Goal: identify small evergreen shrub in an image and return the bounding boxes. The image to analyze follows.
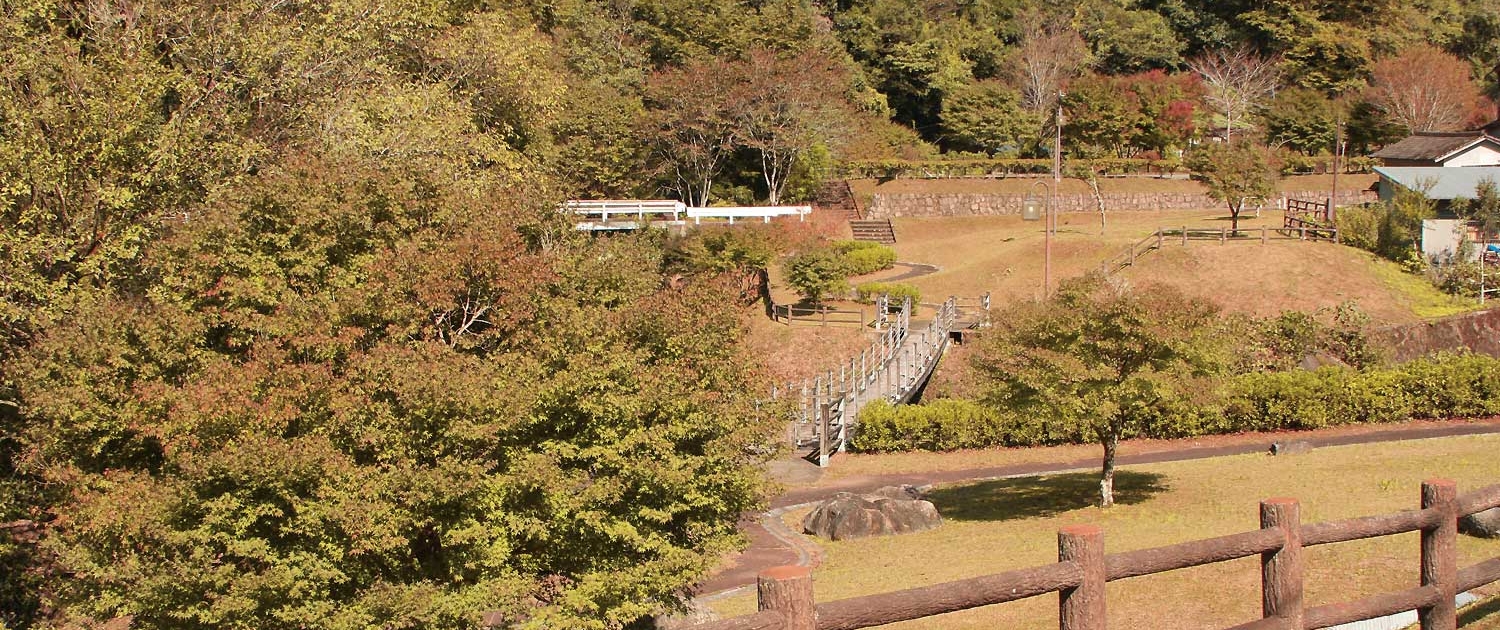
[834,240,897,276]
[854,282,921,307]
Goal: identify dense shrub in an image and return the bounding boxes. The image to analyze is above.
[1335,203,1383,253]
[854,282,921,306]
[784,248,850,303]
[834,240,897,276]
[853,353,1500,453]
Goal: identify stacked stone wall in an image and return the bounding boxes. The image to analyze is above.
[864,189,1377,219]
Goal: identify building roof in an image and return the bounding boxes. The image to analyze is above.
[1374,166,1500,200]
[1370,131,1499,162]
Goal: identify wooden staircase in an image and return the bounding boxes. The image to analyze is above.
[813,180,861,221]
[850,219,896,244]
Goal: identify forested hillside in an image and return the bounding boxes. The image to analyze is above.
[3,1,1500,629]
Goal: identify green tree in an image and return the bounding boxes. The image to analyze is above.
[1062,75,1147,158]
[1262,87,1336,155]
[784,248,850,304]
[1075,1,1186,73]
[1186,140,1279,232]
[1453,178,1500,241]
[973,275,1221,507]
[939,80,1039,155]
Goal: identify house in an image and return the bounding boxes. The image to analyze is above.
[1373,166,1500,207]
[1374,166,1500,260]
[1370,130,1500,167]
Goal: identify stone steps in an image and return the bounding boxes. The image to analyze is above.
[814,180,861,221]
[850,219,896,244]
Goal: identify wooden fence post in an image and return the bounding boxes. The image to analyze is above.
[1420,479,1458,630]
[1261,498,1304,628]
[1156,228,1163,250]
[1261,227,1268,244]
[1182,226,1188,246]
[1059,525,1105,630]
[758,566,815,630]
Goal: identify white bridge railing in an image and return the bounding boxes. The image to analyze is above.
[565,200,810,229]
[774,295,979,467]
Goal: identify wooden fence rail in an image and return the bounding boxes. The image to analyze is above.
[1099,225,1340,275]
[688,479,1500,630]
[771,304,869,328]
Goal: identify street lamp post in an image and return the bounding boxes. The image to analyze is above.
[1023,179,1055,296]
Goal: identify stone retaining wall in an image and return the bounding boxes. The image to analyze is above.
[864,189,1378,219]
[1378,307,1500,362]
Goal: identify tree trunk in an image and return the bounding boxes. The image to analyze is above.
[1229,201,1241,234]
[1099,430,1119,508]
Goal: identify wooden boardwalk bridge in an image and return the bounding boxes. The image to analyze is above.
[773,294,991,466]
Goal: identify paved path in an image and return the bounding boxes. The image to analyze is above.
[694,418,1500,598]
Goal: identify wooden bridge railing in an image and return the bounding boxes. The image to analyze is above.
[688,479,1500,630]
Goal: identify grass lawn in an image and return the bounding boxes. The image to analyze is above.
[711,434,1500,628]
[881,208,1479,325]
[848,174,1378,208]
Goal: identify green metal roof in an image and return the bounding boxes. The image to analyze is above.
[1373,166,1500,200]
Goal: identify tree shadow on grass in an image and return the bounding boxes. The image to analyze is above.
[926,470,1169,522]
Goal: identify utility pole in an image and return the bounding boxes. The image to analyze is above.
[1330,121,1343,224]
[1047,95,1063,297]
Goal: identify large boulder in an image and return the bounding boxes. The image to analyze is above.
[802,485,942,541]
[1460,507,1500,539]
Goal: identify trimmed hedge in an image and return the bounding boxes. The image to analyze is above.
[851,353,1500,453]
[854,282,921,306]
[833,240,897,276]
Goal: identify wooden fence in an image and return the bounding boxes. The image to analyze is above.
[687,479,1500,630]
[1099,225,1340,275]
[771,304,870,328]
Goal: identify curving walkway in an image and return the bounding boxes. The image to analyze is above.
[693,417,1500,599]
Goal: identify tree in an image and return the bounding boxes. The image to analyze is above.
[1074,2,1185,74]
[1121,70,1204,155]
[939,80,1038,155]
[1015,11,1090,118]
[1262,87,1337,155]
[1454,178,1500,241]
[642,57,741,207]
[729,49,852,205]
[973,275,1220,507]
[784,248,850,304]
[1062,75,1146,158]
[1188,46,1280,141]
[1367,44,1482,133]
[1186,141,1278,232]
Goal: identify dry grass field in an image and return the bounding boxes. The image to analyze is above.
[883,209,1477,323]
[849,174,1379,207]
[710,434,1500,629]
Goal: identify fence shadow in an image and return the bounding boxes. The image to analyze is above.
[1460,595,1500,626]
[926,470,1169,522]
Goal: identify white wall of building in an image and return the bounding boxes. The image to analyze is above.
[1441,143,1500,167]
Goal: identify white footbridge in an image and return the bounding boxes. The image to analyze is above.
[566,200,811,231]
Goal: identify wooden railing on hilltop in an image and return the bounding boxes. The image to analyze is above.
[1099,225,1340,275]
[1284,198,1337,242]
[688,479,1500,630]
